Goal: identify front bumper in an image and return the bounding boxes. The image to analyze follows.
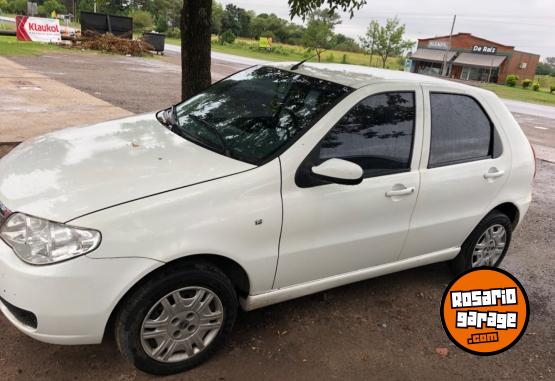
[0,240,162,345]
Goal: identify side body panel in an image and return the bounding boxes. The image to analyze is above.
[75,159,283,295]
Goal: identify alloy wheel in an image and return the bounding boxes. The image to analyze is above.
[471,224,507,267]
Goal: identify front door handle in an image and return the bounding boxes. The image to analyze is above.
[484,167,505,179]
[386,186,415,197]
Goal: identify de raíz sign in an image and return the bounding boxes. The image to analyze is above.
[472,45,497,54]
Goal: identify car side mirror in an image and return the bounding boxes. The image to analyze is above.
[311,158,364,185]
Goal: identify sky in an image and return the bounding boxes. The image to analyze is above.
[220,0,555,59]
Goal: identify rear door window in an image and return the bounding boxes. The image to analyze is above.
[429,93,495,167]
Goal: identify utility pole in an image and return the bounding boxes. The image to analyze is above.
[442,14,456,77]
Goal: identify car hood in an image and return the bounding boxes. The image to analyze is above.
[0,114,254,222]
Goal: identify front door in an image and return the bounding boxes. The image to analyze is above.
[274,84,424,288]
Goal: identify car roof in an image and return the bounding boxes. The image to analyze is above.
[265,62,481,92]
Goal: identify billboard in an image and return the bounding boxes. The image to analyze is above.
[16,15,61,43]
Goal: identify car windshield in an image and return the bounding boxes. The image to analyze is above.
[171,66,353,164]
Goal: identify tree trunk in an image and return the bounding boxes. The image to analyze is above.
[181,0,212,100]
[317,51,321,62]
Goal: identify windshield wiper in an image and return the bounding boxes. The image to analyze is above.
[188,114,232,158]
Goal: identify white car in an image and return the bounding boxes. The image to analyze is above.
[0,63,534,374]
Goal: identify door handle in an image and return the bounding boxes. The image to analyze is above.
[484,168,505,179]
[385,186,415,197]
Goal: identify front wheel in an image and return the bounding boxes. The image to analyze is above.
[115,264,238,375]
[450,210,512,274]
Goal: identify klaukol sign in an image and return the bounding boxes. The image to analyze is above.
[16,16,61,43]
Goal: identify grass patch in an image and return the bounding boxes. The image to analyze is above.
[0,35,64,56]
[165,36,403,69]
[478,83,555,106]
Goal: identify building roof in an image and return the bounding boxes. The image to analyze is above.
[266,62,474,91]
[453,53,506,68]
[410,48,457,63]
[418,33,515,49]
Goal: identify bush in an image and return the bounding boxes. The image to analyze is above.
[155,16,168,33]
[10,0,28,14]
[131,10,154,32]
[0,0,8,13]
[341,53,348,64]
[551,85,555,94]
[522,79,532,89]
[218,29,236,45]
[166,27,180,39]
[506,74,518,87]
[532,82,540,91]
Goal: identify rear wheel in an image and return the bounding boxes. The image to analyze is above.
[450,210,512,274]
[115,264,238,375]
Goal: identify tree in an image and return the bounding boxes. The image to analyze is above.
[373,17,414,68]
[536,62,553,76]
[179,0,366,100]
[180,0,212,100]
[211,0,224,35]
[302,9,341,62]
[359,20,379,66]
[545,57,555,66]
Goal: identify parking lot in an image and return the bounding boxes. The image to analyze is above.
[0,51,553,380]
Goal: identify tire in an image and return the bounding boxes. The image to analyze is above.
[115,263,238,375]
[449,210,513,275]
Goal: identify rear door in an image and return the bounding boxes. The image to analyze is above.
[399,86,511,260]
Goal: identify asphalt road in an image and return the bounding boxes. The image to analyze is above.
[1,51,554,380]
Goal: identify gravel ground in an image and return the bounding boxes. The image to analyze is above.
[0,52,553,380]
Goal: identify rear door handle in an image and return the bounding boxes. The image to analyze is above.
[484,168,505,179]
[386,186,415,197]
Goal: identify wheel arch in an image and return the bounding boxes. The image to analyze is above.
[103,253,251,342]
[490,202,520,229]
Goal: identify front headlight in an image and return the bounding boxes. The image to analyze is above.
[0,212,101,265]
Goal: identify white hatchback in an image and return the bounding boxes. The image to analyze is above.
[0,63,534,375]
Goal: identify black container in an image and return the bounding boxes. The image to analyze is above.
[142,32,166,53]
[80,12,133,39]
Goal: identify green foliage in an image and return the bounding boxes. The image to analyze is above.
[288,0,366,19]
[302,9,341,62]
[166,27,180,39]
[131,10,154,32]
[38,0,66,17]
[550,85,555,94]
[218,29,236,44]
[532,82,540,91]
[522,79,532,89]
[359,19,380,64]
[212,0,224,35]
[341,53,347,64]
[536,62,554,76]
[221,3,251,37]
[506,75,518,87]
[0,0,9,12]
[155,15,168,33]
[372,17,414,68]
[9,0,27,14]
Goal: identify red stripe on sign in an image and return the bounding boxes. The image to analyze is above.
[16,15,31,41]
